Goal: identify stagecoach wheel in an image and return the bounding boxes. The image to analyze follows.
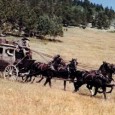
[3,65,18,81]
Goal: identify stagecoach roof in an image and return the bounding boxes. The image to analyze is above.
[0,43,16,48]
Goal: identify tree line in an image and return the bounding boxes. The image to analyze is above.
[0,0,115,37]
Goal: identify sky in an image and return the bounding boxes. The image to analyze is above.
[90,0,115,11]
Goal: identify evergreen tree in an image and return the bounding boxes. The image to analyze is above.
[0,0,115,37]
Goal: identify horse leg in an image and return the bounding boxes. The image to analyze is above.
[87,84,91,89]
[97,84,114,94]
[49,78,52,88]
[27,75,33,82]
[106,87,113,93]
[97,88,103,93]
[73,81,83,92]
[31,76,35,83]
[92,87,98,96]
[106,85,114,93]
[44,77,50,87]
[22,76,25,81]
[87,84,94,96]
[24,75,30,82]
[64,81,66,91]
[73,82,78,92]
[21,72,27,81]
[36,75,44,83]
[102,86,107,100]
[24,70,34,82]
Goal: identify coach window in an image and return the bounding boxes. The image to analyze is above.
[5,49,14,56]
[0,47,3,54]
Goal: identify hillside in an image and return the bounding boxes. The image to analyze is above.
[0,27,115,115]
[31,27,115,70]
[1,0,115,37]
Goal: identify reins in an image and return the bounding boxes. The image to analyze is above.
[15,55,28,66]
[31,49,53,63]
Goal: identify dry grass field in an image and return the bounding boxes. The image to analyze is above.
[0,27,115,115]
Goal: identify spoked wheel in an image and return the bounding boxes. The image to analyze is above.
[3,65,18,81]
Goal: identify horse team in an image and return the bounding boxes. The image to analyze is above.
[18,55,115,99]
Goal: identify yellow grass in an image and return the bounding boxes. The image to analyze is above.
[1,27,115,115]
[31,27,115,70]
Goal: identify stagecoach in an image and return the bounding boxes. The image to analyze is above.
[0,43,18,80]
[0,41,32,80]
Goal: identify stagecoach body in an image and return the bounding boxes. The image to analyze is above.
[0,44,16,71]
[0,43,19,80]
[0,42,35,80]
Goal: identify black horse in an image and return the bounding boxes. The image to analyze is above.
[75,70,114,99]
[98,61,115,82]
[24,61,52,85]
[28,59,78,90]
[25,54,66,83]
[73,62,115,99]
[43,58,78,90]
[17,59,36,80]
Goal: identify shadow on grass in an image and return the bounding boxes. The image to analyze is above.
[79,92,103,99]
[38,38,63,43]
[36,36,63,43]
